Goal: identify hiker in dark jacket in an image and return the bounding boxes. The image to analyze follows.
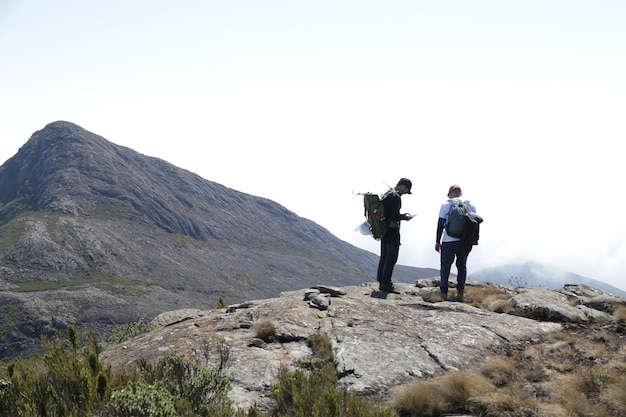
[435,184,479,302]
[377,178,414,293]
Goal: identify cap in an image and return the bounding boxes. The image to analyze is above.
[447,184,462,197]
[397,178,412,194]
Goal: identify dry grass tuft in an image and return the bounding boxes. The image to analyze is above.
[479,356,517,387]
[560,382,616,417]
[307,332,334,362]
[478,386,545,417]
[392,371,491,416]
[600,373,626,416]
[612,304,626,333]
[574,368,613,400]
[392,382,445,417]
[394,283,626,417]
[613,304,626,319]
[466,284,513,312]
[255,319,276,343]
[391,315,626,416]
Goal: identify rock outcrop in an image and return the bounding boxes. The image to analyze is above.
[100,279,625,412]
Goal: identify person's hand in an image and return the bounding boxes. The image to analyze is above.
[403,213,414,221]
[435,242,441,252]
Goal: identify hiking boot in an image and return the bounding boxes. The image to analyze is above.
[380,284,398,293]
[440,291,448,301]
[457,289,464,302]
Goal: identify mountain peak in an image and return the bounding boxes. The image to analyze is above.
[471,261,626,297]
[0,121,123,213]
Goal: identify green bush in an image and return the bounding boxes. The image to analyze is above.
[1,359,40,416]
[1,325,397,417]
[153,352,234,416]
[0,326,110,416]
[271,363,394,417]
[0,326,238,417]
[103,319,156,345]
[106,381,177,417]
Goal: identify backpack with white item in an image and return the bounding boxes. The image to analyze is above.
[358,189,394,240]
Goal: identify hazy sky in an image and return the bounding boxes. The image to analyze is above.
[1,1,625,290]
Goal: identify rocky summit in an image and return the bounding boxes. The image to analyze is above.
[99,279,626,413]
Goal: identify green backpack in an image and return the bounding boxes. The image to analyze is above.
[361,190,393,240]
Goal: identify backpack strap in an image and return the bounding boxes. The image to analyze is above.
[382,189,395,199]
[383,189,401,229]
[446,198,458,216]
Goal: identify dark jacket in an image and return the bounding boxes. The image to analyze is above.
[382,191,402,242]
[461,212,483,253]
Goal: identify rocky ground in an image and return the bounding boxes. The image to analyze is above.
[99,278,626,414]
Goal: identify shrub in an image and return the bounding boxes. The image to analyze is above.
[0,328,237,417]
[271,363,394,417]
[199,337,231,373]
[103,319,156,345]
[0,325,111,416]
[154,352,234,416]
[106,381,177,417]
[0,359,41,416]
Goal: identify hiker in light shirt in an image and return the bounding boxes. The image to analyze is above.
[435,184,477,302]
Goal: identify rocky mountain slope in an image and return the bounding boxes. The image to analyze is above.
[0,121,436,361]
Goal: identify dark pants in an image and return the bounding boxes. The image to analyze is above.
[377,240,400,286]
[440,240,469,294]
